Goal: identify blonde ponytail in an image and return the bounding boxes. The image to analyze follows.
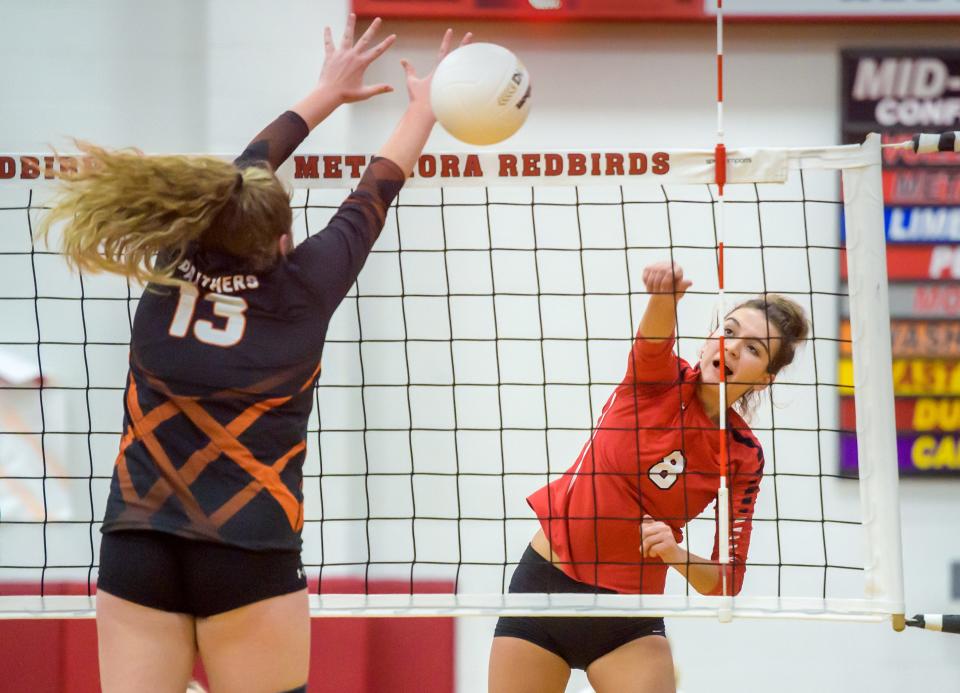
[38,142,291,286]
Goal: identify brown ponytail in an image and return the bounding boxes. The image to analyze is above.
[729,294,810,419]
[38,142,291,286]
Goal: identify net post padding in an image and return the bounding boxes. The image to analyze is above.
[840,133,906,624]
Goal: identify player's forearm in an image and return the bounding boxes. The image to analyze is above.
[638,295,679,342]
[667,548,721,595]
[237,87,343,170]
[234,111,310,171]
[376,102,435,178]
[290,85,345,132]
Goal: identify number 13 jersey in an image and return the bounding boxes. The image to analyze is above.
[101,112,406,551]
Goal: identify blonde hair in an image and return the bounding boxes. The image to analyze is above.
[38,142,292,286]
[729,294,810,420]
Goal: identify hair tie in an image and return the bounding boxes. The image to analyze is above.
[234,171,244,191]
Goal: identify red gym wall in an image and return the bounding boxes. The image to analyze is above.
[0,581,454,693]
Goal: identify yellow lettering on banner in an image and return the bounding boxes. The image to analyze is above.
[912,436,934,469]
[911,435,960,470]
[837,360,855,395]
[840,359,960,396]
[913,399,960,430]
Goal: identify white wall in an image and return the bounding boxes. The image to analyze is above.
[2,2,959,692]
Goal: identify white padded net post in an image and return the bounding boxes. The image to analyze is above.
[0,137,904,621]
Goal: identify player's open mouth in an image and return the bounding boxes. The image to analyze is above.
[712,359,733,377]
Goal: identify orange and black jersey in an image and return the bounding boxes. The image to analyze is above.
[101,112,406,551]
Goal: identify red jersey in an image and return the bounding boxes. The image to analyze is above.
[527,332,764,595]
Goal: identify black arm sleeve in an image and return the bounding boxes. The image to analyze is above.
[288,156,406,310]
[233,111,310,170]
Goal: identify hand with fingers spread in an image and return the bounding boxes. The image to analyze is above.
[317,14,396,104]
[376,28,473,176]
[291,13,396,129]
[397,28,474,117]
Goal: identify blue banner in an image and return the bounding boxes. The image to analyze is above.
[841,207,960,243]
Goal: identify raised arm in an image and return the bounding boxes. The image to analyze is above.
[624,261,692,385]
[638,261,692,341]
[376,29,472,175]
[289,27,473,310]
[235,14,397,171]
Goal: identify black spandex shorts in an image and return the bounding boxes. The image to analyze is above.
[493,545,666,670]
[97,530,307,617]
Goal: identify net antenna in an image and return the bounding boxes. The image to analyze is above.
[713,0,732,616]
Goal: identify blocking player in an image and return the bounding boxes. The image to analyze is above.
[40,16,471,693]
[488,261,809,693]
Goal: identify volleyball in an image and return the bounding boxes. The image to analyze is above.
[430,42,531,145]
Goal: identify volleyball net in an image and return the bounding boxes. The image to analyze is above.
[0,136,904,623]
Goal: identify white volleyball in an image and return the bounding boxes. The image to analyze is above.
[430,42,531,146]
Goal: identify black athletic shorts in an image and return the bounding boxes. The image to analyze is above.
[494,544,666,670]
[97,530,307,617]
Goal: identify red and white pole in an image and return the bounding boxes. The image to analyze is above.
[714,0,732,607]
